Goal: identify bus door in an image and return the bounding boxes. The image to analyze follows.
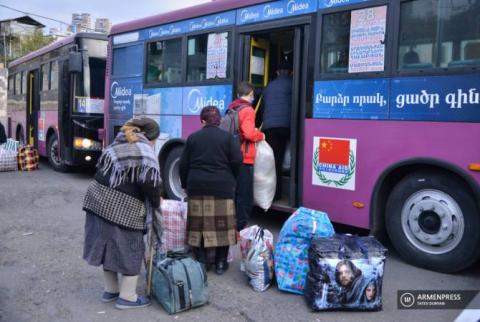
[26,69,40,147]
[238,25,309,209]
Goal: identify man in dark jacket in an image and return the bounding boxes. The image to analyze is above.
[262,61,293,200]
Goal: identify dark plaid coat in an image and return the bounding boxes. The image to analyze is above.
[187,196,236,248]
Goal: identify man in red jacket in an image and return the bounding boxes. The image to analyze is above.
[227,82,265,230]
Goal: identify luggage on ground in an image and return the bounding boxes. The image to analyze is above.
[274,207,335,294]
[151,251,209,314]
[253,140,276,211]
[305,234,387,311]
[17,145,39,171]
[239,225,274,292]
[0,147,17,172]
[158,198,188,253]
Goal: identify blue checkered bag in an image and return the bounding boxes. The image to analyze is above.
[0,146,18,172]
[274,207,335,294]
[4,138,19,152]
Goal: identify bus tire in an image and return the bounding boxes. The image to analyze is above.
[163,146,185,200]
[47,134,69,172]
[386,170,480,273]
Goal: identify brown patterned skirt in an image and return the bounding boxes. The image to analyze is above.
[187,196,237,248]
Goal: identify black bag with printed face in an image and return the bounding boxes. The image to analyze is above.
[305,234,387,311]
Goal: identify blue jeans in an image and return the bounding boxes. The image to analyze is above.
[235,164,253,231]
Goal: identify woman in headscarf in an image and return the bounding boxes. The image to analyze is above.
[83,116,161,309]
[179,106,242,274]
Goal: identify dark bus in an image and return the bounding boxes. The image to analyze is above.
[7,33,107,171]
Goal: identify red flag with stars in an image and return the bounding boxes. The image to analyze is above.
[319,138,350,166]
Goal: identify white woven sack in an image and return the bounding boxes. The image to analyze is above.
[253,141,276,211]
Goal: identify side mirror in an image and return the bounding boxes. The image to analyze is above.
[69,52,82,73]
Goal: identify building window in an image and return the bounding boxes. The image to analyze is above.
[146,38,182,84]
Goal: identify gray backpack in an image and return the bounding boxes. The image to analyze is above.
[219,104,248,144]
[152,253,209,314]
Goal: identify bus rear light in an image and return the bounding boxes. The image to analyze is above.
[468,163,480,171]
[352,202,365,209]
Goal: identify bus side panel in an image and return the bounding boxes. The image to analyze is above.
[37,111,58,157]
[182,116,202,139]
[303,119,480,229]
[8,111,25,140]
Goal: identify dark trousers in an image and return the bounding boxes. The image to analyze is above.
[235,163,253,231]
[192,245,229,265]
[264,127,290,199]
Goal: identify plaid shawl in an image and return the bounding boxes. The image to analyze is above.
[97,132,160,188]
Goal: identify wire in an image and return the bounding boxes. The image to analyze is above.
[0,4,97,32]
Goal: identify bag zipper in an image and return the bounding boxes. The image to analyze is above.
[179,260,193,309]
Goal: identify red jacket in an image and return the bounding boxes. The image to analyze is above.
[228,99,264,165]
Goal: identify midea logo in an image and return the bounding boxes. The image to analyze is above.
[287,0,310,14]
[110,81,132,99]
[187,88,225,113]
[263,5,283,18]
[324,0,351,8]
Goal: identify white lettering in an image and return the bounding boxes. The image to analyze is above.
[287,0,310,14]
[110,82,132,99]
[263,5,284,18]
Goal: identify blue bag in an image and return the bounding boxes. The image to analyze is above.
[274,207,335,294]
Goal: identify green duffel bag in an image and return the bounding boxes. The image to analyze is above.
[152,253,209,314]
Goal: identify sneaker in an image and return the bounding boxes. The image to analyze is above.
[115,296,151,309]
[101,291,120,303]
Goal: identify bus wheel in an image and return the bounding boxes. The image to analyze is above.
[386,171,480,273]
[164,146,186,200]
[48,134,68,172]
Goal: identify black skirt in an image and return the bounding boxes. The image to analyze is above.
[83,211,145,275]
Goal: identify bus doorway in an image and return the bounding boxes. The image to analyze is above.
[238,25,307,210]
[26,69,40,147]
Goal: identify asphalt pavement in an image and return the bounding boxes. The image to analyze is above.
[0,161,479,322]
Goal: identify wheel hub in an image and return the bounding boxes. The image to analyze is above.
[402,189,464,255]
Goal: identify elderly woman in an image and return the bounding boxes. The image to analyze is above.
[180,106,242,274]
[83,116,162,309]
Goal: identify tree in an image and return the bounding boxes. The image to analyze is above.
[17,30,54,58]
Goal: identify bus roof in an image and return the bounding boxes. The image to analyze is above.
[111,0,270,36]
[9,33,107,69]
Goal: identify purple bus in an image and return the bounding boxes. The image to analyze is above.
[7,33,107,171]
[105,0,480,272]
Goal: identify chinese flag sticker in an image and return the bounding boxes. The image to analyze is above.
[319,138,350,166]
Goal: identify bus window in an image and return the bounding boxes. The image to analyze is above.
[50,61,58,90]
[89,58,106,99]
[440,0,480,68]
[14,73,20,95]
[146,38,182,84]
[187,31,231,82]
[41,63,49,91]
[8,75,14,92]
[20,72,25,94]
[399,0,480,70]
[321,11,350,74]
[321,5,387,75]
[112,45,143,78]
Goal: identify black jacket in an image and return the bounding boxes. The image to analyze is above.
[262,74,293,129]
[179,125,242,198]
[94,168,162,209]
